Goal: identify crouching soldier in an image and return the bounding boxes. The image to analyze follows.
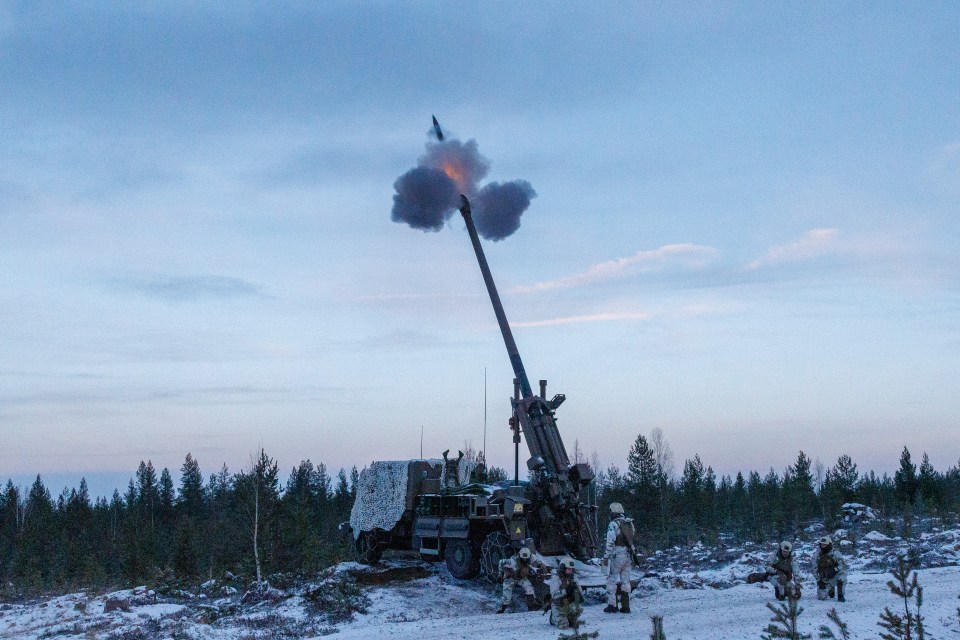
[603,502,637,613]
[767,541,801,601]
[497,547,548,613]
[815,536,848,602]
[549,557,584,630]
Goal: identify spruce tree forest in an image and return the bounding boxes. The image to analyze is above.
[2,434,959,598]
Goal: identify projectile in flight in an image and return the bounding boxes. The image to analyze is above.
[431,115,444,141]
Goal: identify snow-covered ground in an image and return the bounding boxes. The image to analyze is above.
[2,528,958,639]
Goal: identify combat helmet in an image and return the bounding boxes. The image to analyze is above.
[609,502,625,516]
[779,541,793,554]
[518,547,532,561]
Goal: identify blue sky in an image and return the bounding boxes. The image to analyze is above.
[2,2,958,496]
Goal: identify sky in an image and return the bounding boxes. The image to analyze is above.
[1,2,958,497]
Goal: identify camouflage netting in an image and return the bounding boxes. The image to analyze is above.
[350,461,412,539]
[348,457,480,539]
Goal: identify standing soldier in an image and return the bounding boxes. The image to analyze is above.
[549,557,584,630]
[497,546,548,613]
[814,536,848,602]
[766,541,801,601]
[602,502,637,613]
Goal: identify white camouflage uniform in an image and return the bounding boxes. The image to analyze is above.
[766,548,800,599]
[814,546,848,599]
[604,515,635,608]
[548,570,583,629]
[500,553,546,607]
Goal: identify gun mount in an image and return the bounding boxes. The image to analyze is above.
[459,195,597,559]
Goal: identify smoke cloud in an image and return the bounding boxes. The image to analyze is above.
[473,180,537,241]
[391,134,535,240]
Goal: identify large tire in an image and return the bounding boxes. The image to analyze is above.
[355,530,384,565]
[480,531,513,582]
[444,539,481,579]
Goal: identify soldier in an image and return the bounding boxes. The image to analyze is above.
[766,540,801,601]
[814,536,848,602]
[497,546,548,613]
[549,556,584,630]
[602,502,637,613]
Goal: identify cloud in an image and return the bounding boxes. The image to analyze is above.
[513,311,653,328]
[511,243,718,293]
[745,228,841,270]
[108,274,265,302]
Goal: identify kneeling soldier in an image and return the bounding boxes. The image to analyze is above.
[767,541,801,601]
[549,557,584,630]
[815,536,848,602]
[497,546,547,613]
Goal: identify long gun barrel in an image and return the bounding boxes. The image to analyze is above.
[459,195,596,558]
[459,195,534,400]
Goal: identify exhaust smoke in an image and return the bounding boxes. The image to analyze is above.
[391,119,536,241]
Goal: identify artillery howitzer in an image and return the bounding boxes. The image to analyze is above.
[348,195,597,579]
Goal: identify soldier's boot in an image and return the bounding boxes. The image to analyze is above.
[525,595,539,611]
[496,603,508,614]
[837,582,845,603]
[618,590,630,613]
[603,604,618,613]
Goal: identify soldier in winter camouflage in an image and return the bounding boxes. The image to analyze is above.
[814,536,848,602]
[497,546,548,613]
[766,541,801,600]
[602,502,637,613]
[548,557,584,630]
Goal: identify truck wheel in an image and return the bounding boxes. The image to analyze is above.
[444,539,481,579]
[480,531,513,582]
[355,530,383,565]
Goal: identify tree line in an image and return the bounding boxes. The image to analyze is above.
[0,451,358,596]
[2,440,959,596]
[594,433,960,550]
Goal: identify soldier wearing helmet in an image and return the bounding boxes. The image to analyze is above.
[814,536,848,602]
[766,540,801,601]
[602,502,637,613]
[548,556,584,630]
[497,546,548,613]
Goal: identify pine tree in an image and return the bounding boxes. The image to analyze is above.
[16,476,56,590]
[916,454,940,513]
[761,597,810,640]
[650,614,667,639]
[785,451,816,528]
[817,608,850,639]
[894,447,918,506]
[626,434,658,541]
[878,555,926,640]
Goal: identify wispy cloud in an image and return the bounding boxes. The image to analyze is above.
[513,311,653,328]
[108,274,265,301]
[511,243,718,293]
[745,228,841,270]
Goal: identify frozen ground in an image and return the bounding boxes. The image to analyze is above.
[1,527,958,639]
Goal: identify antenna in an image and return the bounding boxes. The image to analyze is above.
[420,425,423,459]
[483,367,487,462]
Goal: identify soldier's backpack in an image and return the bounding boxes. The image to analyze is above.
[615,518,635,546]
